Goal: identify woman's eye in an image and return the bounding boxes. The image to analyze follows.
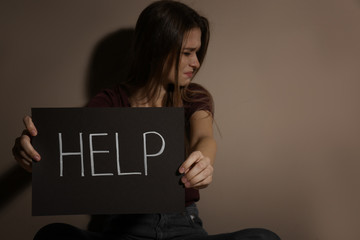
[183,52,191,56]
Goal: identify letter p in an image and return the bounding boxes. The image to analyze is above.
[143,131,165,176]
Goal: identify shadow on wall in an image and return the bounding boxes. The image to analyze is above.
[86,28,135,99]
[1,28,135,224]
[0,165,32,212]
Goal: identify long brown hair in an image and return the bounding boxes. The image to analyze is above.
[124,0,211,107]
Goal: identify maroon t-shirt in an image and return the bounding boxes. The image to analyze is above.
[87,83,213,206]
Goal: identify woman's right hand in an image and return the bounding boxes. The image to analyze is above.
[12,115,41,172]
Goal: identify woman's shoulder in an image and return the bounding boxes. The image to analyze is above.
[86,85,130,107]
[184,83,212,100]
[183,82,214,119]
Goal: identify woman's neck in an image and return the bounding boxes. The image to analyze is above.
[130,86,166,107]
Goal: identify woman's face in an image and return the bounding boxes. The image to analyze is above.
[168,28,202,86]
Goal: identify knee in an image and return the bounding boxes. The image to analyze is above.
[233,228,281,240]
[256,228,281,240]
[33,223,80,240]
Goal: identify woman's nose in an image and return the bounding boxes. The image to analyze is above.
[190,55,200,69]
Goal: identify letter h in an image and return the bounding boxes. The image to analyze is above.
[59,133,84,177]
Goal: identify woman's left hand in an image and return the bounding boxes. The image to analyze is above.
[179,151,213,189]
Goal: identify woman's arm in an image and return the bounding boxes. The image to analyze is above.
[179,110,216,189]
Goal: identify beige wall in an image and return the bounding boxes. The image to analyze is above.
[1,0,360,239]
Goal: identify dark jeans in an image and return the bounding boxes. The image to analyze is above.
[34,204,280,240]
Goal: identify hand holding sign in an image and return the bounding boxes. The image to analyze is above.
[179,150,213,189]
[12,116,41,172]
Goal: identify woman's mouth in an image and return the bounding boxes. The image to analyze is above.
[185,72,193,78]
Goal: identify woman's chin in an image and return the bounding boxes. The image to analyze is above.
[180,79,191,87]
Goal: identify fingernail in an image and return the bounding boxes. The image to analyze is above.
[34,155,40,161]
[31,130,37,136]
[179,167,185,173]
[181,176,187,183]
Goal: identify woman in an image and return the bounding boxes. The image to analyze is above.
[13,1,280,239]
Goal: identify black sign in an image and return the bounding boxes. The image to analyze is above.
[32,107,185,216]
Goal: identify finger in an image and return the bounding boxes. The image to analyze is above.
[183,163,213,187]
[23,115,37,136]
[183,157,211,181]
[183,168,213,189]
[192,175,213,190]
[19,134,41,161]
[179,151,203,174]
[19,158,33,173]
[19,149,34,163]
[13,151,33,172]
[13,138,34,172]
